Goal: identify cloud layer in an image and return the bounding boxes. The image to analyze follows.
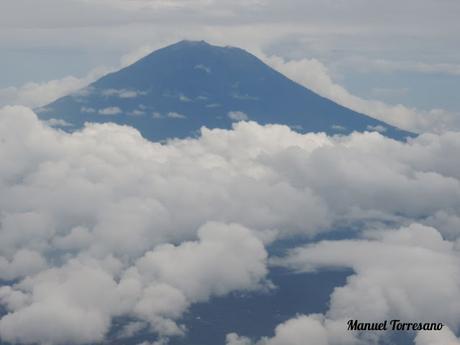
[1,106,460,344]
[229,224,460,345]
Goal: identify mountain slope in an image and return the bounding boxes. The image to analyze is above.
[38,40,413,141]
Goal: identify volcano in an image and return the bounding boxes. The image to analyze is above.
[38,40,412,141]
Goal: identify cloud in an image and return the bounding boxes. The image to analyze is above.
[0,68,109,108]
[228,111,249,121]
[134,222,268,302]
[365,124,386,133]
[167,111,186,119]
[262,54,460,133]
[226,315,354,345]
[0,260,123,345]
[0,44,152,109]
[152,110,189,119]
[226,333,252,345]
[232,93,259,101]
[128,109,146,117]
[98,106,122,115]
[415,327,460,345]
[179,95,192,102]
[0,250,47,281]
[194,64,211,73]
[116,321,147,339]
[1,106,460,344]
[231,223,460,345]
[370,87,409,99]
[2,105,460,250]
[81,106,96,113]
[130,222,268,334]
[255,315,330,345]
[340,56,460,76]
[101,89,147,98]
[43,118,73,128]
[276,224,460,331]
[0,221,268,344]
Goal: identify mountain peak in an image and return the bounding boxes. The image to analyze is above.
[174,39,212,47]
[37,41,414,141]
[169,39,238,50]
[151,39,243,56]
[133,39,248,71]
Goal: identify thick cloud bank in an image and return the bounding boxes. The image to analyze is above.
[1,106,460,344]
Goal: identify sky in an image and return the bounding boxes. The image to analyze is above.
[1,0,460,132]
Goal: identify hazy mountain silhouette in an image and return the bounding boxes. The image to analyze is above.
[38,40,413,141]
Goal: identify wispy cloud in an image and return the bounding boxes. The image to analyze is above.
[228,111,249,121]
[101,89,147,98]
[98,106,122,115]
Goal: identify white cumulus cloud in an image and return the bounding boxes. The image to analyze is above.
[1,106,460,344]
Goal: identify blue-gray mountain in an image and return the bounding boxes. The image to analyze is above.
[38,40,413,141]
